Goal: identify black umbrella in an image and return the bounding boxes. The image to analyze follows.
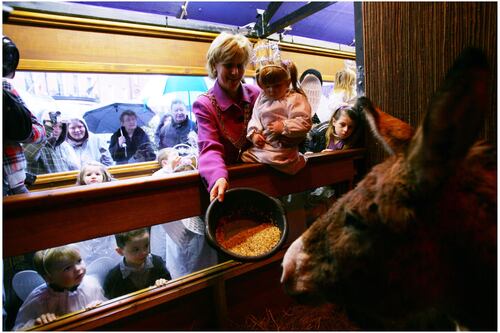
[83,102,155,133]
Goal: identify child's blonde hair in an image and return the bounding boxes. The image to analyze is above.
[333,68,356,101]
[157,148,178,166]
[76,161,114,185]
[33,245,81,279]
[157,148,197,173]
[256,60,305,96]
[206,32,253,79]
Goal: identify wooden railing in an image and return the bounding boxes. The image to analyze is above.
[3,149,364,330]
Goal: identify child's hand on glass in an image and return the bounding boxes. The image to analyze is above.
[35,313,57,326]
[170,155,182,170]
[154,278,169,287]
[251,132,267,148]
[85,300,103,310]
[267,120,284,135]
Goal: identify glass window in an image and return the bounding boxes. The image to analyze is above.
[2,186,341,329]
[10,72,217,178]
[2,215,219,330]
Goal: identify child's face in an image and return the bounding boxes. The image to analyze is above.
[83,166,104,185]
[262,80,290,100]
[46,254,86,289]
[332,113,356,140]
[161,151,180,171]
[117,232,150,267]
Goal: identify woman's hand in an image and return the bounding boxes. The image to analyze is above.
[35,313,57,325]
[251,133,266,148]
[210,178,228,202]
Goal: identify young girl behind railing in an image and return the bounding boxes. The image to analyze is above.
[149,148,217,279]
[75,161,114,185]
[73,161,121,271]
[14,246,106,330]
[322,103,362,152]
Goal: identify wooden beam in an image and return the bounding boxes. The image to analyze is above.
[3,149,364,258]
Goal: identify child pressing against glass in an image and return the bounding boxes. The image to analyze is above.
[73,161,119,265]
[103,228,171,299]
[14,246,106,331]
[152,148,197,177]
[322,104,361,152]
[76,161,114,185]
[241,60,312,175]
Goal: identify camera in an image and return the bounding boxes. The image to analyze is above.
[24,172,37,187]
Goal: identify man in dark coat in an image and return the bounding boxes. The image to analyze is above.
[109,110,153,164]
[156,99,197,149]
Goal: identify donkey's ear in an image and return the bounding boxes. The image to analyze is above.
[407,48,490,191]
[357,97,414,155]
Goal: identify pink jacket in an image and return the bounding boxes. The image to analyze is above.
[193,81,260,191]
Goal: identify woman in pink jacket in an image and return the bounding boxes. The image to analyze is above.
[193,32,260,202]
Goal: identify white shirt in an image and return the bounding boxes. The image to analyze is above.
[14,275,107,331]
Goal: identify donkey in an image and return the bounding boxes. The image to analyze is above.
[281,48,496,330]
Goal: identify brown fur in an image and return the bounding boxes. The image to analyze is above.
[281,48,496,330]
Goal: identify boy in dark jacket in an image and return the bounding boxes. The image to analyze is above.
[104,228,171,299]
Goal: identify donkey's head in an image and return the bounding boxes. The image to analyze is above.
[281,48,496,330]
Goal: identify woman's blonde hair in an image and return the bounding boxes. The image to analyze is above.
[33,245,81,279]
[76,161,114,185]
[206,31,253,79]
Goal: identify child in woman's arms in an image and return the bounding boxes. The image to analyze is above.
[14,246,106,330]
[103,228,171,299]
[241,59,312,174]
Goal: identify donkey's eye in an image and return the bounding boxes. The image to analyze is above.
[345,211,367,230]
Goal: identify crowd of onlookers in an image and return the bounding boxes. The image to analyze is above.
[3,31,363,330]
[3,33,359,197]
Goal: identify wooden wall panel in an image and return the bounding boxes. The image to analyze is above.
[362,2,497,167]
[3,23,350,79]
[3,24,209,74]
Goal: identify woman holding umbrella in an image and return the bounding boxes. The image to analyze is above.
[108,110,154,164]
[193,32,260,202]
